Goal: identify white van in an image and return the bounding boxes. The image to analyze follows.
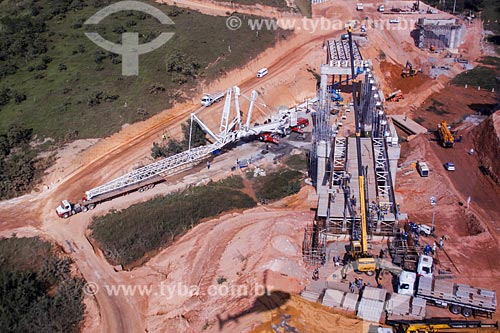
[398,270,416,295]
[257,68,268,78]
[417,161,429,177]
[417,254,433,278]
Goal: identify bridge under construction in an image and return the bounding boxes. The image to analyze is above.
[305,37,402,265]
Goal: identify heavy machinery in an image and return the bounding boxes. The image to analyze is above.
[402,61,420,78]
[386,318,499,333]
[437,120,455,148]
[386,89,404,102]
[346,26,376,274]
[56,87,311,218]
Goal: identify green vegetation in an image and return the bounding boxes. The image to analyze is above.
[0,0,287,141]
[252,168,303,202]
[151,121,206,158]
[426,99,450,115]
[306,68,321,84]
[0,236,85,333]
[451,61,500,90]
[294,0,312,17]
[90,176,256,267]
[0,124,52,199]
[284,153,307,171]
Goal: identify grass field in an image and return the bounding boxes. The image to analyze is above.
[0,0,287,141]
[451,56,500,89]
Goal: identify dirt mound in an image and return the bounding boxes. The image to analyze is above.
[473,110,500,185]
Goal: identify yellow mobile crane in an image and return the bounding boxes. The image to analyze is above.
[347,26,376,274]
[438,120,455,148]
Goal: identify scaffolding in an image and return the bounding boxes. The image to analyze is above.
[303,222,327,266]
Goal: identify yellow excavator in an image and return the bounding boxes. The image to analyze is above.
[387,318,499,333]
[346,26,376,275]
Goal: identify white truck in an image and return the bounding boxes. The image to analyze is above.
[356,3,364,10]
[201,92,224,107]
[417,161,429,177]
[416,254,433,278]
[397,270,417,296]
[378,4,385,12]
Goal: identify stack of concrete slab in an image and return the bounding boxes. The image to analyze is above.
[386,293,411,316]
[320,288,359,311]
[411,297,426,317]
[322,289,345,308]
[357,287,387,322]
[386,293,426,321]
[300,290,320,302]
[342,293,359,311]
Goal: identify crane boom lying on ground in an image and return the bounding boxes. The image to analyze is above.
[56,86,310,218]
[386,317,499,333]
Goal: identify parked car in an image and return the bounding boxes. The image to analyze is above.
[444,162,455,171]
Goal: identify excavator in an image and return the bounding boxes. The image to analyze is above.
[401,61,420,78]
[346,26,376,275]
[386,318,499,333]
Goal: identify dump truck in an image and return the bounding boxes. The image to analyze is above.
[415,276,497,318]
[201,91,224,107]
[437,120,454,148]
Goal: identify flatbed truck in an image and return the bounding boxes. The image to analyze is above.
[416,276,497,318]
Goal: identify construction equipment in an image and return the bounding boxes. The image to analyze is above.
[56,87,311,218]
[387,318,499,333]
[401,61,420,78]
[347,26,376,274]
[437,120,455,148]
[386,89,404,102]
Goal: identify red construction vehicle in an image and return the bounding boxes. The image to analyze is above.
[386,89,404,102]
[258,132,280,144]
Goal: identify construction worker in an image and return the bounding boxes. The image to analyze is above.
[206,161,211,170]
[432,242,437,254]
[424,244,432,255]
[439,236,445,249]
[350,281,356,293]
